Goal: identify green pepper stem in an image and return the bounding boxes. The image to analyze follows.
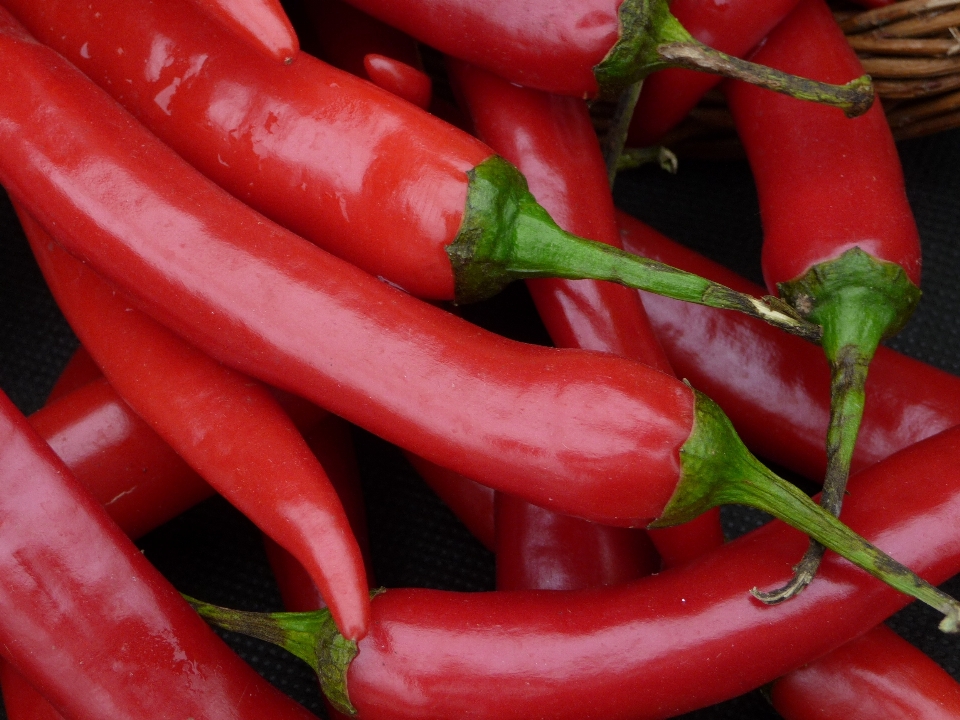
[755,249,922,603]
[182,594,358,715]
[617,145,678,174]
[650,390,959,632]
[593,0,874,117]
[448,157,822,342]
[600,81,644,187]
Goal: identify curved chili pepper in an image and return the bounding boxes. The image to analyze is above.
[189,422,960,718]
[0,387,320,720]
[23,207,371,641]
[616,209,960,483]
[331,0,872,108]
[0,0,834,339]
[770,624,960,719]
[725,0,923,600]
[188,0,298,63]
[447,57,723,572]
[627,0,801,147]
[1,6,948,617]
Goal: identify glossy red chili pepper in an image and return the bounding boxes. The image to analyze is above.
[770,624,960,719]
[331,0,872,109]
[0,387,319,720]
[725,0,923,598]
[617,209,960,483]
[0,361,344,720]
[305,0,432,109]
[23,207,371,641]
[0,0,848,338]
[448,57,722,574]
[1,5,946,615]
[627,0,801,146]
[191,422,960,719]
[189,0,298,63]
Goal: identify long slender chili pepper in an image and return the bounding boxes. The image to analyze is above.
[22,207,371,641]
[725,0,923,600]
[0,387,320,720]
[616,210,960,483]
[770,624,960,719]
[627,0,801,147]
[448,57,723,571]
[189,423,960,719]
[331,0,872,108]
[189,0,298,62]
[0,0,831,338]
[1,7,949,618]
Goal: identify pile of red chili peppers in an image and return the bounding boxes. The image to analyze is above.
[2,0,960,717]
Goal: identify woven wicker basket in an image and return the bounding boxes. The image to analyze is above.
[652,0,960,159]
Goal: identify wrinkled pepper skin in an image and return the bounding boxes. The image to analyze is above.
[0,388,319,720]
[0,7,693,527]
[341,426,960,720]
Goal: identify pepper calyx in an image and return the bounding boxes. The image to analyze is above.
[446,155,532,304]
[777,247,921,362]
[182,593,360,715]
[648,392,960,630]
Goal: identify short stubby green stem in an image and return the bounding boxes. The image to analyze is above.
[183,594,359,715]
[447,156,823,343]
[649,389,959,631]
[593,0,874,117]
[754,248,922,603]
[617,145,678,174]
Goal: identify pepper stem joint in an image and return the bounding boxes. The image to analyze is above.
[593,0,874,117]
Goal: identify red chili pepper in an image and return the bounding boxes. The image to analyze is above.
[0,0,846,339]
[328,0,872,109]
[770,624,960,719]
[0,387,319,720]
[447,57,723,573]
[627,0,801,146]
[725,0,924,599]
[22,206,371,641]
[1,5,947,618]
[188,0,298,63]
[617,209,960,483]
[189,422,960,719]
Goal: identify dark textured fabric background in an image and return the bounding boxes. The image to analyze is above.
[2,122,960,718]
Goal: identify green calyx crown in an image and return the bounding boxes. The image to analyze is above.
[650,389,960,632]
[592,0,874,115]
[183,594,359,716]
[777,247,921,365]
